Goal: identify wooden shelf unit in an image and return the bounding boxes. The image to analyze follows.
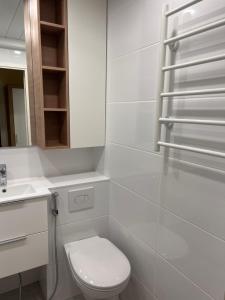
[30,0,69,149]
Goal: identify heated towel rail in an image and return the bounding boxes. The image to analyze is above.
[154,0,225,159]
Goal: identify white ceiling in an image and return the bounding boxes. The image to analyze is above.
[0,0,24,41]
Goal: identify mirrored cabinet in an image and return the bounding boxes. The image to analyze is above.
[0,0,106,149]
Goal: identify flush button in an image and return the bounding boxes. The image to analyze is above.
[68,187,94,212]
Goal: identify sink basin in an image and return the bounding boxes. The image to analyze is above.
[0,184,36,201]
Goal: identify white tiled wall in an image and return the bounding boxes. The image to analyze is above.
[106,0,225,300]
[0,147,97,180]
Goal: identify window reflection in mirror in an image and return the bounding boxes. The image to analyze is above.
[0,0,31,148]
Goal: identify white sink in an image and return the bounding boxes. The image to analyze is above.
[0,184,37,202]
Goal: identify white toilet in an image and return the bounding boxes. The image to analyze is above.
[64,236,131,300]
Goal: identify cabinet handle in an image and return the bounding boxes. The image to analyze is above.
[0,235,27,246]
[0,199,25,207]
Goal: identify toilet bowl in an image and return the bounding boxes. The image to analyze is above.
[64,236,131,300]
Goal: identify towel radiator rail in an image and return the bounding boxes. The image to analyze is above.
[154,0,225,158]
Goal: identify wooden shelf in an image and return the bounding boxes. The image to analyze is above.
[44,108,67,112]
[40,21,65,34]
[45,144,69,149]
[42,66,66,73]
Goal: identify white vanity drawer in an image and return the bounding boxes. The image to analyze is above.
[0,197,48,240]
[0,231,48,279]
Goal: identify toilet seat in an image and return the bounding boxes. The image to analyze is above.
[65,236,131,292]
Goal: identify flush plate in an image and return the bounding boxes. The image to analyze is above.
[68,186,94,212]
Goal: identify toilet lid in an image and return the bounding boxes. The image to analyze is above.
[68,236,131,289]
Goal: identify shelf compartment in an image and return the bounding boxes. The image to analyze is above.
[40,0,65,25]
[44,111,68,148]
[43,71,67,109]
[41,31,65,68]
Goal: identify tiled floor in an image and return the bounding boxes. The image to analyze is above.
[0,283,43,300]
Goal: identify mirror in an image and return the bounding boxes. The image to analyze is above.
[0,0,32,147]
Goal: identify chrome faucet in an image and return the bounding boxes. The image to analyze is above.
[0,164,7,188]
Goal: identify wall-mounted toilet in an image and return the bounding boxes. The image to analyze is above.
[64,236,131,300]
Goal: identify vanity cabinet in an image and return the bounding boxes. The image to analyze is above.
[27,0,106,149]
[0,197,48,279]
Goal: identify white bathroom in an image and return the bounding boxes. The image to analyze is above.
[0,0,225,300]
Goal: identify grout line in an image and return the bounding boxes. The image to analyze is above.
[109,216,215,300]
[108,100,156,104]
[110,178,225,244]
[130,273,156,300]
[110,179,160,209]
[109,141,162,157]
[108,99,156,103]
[108,141,225,180]
[4,0,22,38]
[56,215,109,228]
[110,41,160,61]
[169,156,225,176]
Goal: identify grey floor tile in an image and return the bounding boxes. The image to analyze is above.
[0,282,43,300]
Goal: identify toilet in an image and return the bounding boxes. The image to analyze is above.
[64,236,131,300]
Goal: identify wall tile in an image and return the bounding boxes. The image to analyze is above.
[109,144,162,204]
[0,147,96,180]
[121,275,155,300]
[108,0,165,58]
[155,255,212,300]
[110,182,159,250]
[108,101,156,152]
[108,44,159,102]
[109,217,157,295]
[157,208,225,300]
[160,158,225,241]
